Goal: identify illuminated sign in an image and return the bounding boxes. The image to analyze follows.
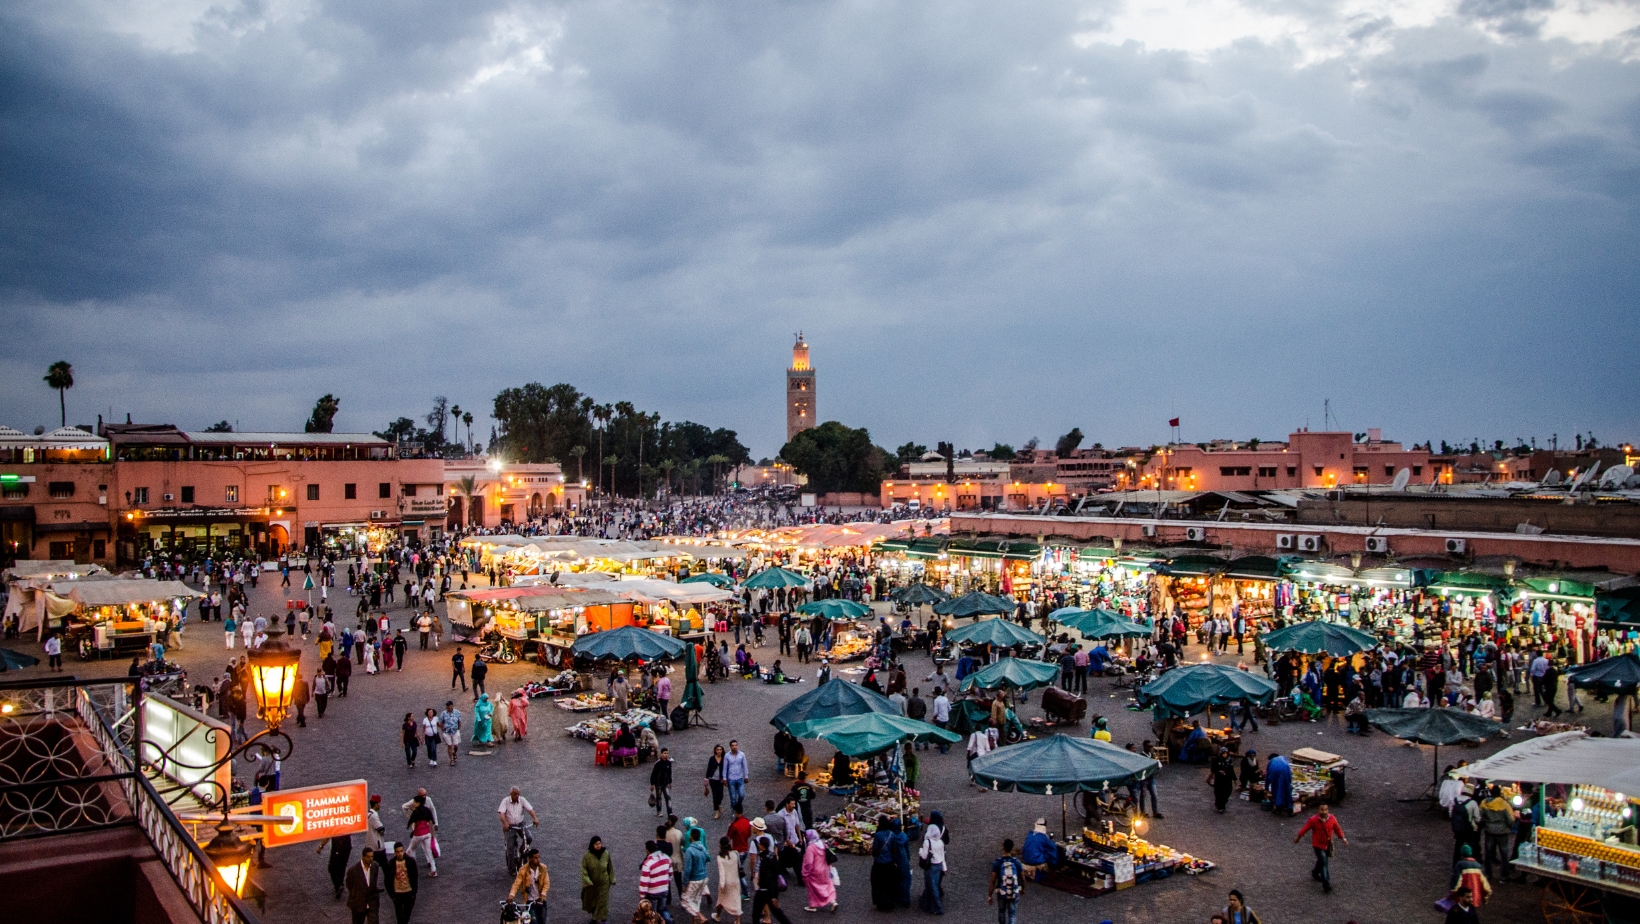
[261,780,369,848]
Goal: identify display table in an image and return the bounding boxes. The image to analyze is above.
[1166,725,1241,760]
[814,783,923,855]
[1041,829,1213,897]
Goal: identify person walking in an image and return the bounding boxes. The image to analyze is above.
[335,653,352,697]
[722,740,749,815]
[1224,888,1263,924]
[438,701,462,766]
[393,631,408,671]
[420,710,440,767]
[1210,747,1236,813]
[405,794,438,877]
[704,745,727,819]
[318,832,353,900]
[752,835,794,924]
[473,694,495,747]
[292,672,310,728]
[581,836,615,924]
[382,842,419,924]
[918,811,946,914]
[682,828,713,924]
[1293,803,1347,893]
[713,837,743,924]
[651,747,674,817]
[639,840,673,924]
[801,828,837,913]
[988,839,1024,924]
[509,848,550,924]
[344,846,383,924]
[451,650,467,692]
[401,713,420,769]
[471,657,488,701]
[312,670,331,719]
[44,633,62,671]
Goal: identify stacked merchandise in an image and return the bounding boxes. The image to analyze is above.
[517,671,583,699]
[814,781,923,855]
[565,708,663,741]
[555,692,615,712]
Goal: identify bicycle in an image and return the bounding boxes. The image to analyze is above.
[498,899,540,924]
[504,822,537,877]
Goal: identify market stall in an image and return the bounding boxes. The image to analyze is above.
[3,560,107,639]
[50,577,202,659]
[445,587,631,666]
[1136,663,1277,760]
[1456,731,1640,924]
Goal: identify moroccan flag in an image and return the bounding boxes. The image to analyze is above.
[1168,417,1180,427]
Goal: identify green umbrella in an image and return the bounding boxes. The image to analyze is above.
[891,583,949,606]
[933,591,1016,618]
[681,639,704,713]
[770,677,900,732]
[797,599,872,621]
[785,713,960,756]
[958,657,1061,693]
[741,566,810,590]
[944,617,1045,649]
[302,574,314,590]
[971,734,1158,794]
[0,647,40,671]
[681,572,734,587]
[570,625,687,661]
[1365,707,1506,790]
[1077,619,1154,640]
[1565,652,1640,695]
[1059,609,1152,639]
[1259,620,1379,656]
[1136,663,1279,719]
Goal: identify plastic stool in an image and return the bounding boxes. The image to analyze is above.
[595,741,610,766]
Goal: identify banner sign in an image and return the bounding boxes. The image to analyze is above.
[261,780,369,848]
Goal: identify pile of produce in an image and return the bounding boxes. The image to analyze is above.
[565,708,662,742]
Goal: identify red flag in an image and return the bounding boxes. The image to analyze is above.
[1168,417,1180,427]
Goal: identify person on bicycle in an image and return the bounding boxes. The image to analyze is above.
[499,787,539,874]
[508,847,550,924]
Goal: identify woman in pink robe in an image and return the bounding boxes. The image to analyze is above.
[508,691,529,740]
[801,829,837,912]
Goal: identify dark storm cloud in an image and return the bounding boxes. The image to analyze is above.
[1,0,1637,455]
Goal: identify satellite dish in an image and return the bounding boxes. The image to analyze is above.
[1626,474,1640,490]
[1391,468,1411,492]
[1601,465,1634,489]
[1542,470,1563,486]
[1569,464,1597,492]
[32,426,44,435]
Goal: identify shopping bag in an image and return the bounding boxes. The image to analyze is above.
[431,835,441,859]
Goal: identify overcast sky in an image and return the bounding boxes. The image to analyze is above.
[2,0,1637,458]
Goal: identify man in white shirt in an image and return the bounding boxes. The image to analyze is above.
[499,787,538,869]
[1529,651,1551,706]
[931,689,952,753]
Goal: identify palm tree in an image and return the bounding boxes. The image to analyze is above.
[456,475,478,528]
[569,445,587,483]
[462,411,474,452]
[706,454,731,496]
[593,404,613,495]
[658,459,675,497]
[43,361,73,428]
[603,455,619,497]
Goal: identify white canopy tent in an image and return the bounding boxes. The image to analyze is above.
[1455,731,1640,794]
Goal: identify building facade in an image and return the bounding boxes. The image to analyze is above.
[1126,430,1435,492]
[786,333,816,443]
[444,460,585,530]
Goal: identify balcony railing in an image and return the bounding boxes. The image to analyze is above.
[0,676,261,924]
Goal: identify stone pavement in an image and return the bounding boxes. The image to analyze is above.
[9,576,1593,924]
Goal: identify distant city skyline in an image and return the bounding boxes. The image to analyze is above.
[3,1,1636,458]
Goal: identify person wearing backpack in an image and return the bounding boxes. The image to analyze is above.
[1451,790,1482,864]
[989,838,1024,924]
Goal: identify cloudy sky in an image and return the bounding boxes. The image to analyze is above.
[2,0,1637,458]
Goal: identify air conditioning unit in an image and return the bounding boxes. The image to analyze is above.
[163,493,174,502]
[1276,534,1296,550]
[1141,524,1157,538]
[1185,527,1207,542]
[1364,536,1390,554]
[1445,538,1467,554]
[1298,535,1323,553]
[370,511,386,520]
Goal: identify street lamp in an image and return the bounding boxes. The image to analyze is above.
[245,632,302,730]
[203,820,254,897]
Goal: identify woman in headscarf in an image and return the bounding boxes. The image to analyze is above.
[508,690,529,740]
[1210,747,1235,813]
[581,835,614,924]
[918,811,947,914]
[472,691,494,746]
[801,829,837,912]
[491,692,512,743]
[612,672,631,713]
[869,815,898,911]
[889,817,912,907]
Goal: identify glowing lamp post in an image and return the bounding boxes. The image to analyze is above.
[246,631,301,732]
[204,821,254,896]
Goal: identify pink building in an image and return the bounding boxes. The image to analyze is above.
[1126,430,1434,493]
[444,460,586,530]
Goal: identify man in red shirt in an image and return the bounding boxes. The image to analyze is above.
[1293,803,1348,893]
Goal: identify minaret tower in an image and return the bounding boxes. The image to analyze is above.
[786,332,816,443]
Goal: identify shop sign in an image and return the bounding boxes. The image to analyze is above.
[262,780,369,848]
[405,497,447,516]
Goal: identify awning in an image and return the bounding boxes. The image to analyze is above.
[61,579,202,607]
[1455,731,1640,794]
[0,506,35,523]
[1157,554,1227,576]
[1223,556,1283,581]
[32,520,112,534]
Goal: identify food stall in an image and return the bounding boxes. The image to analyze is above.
[445,587,632,667]
[48,577,202,659]
[3,560,107,639]
[1457,731,1640,923]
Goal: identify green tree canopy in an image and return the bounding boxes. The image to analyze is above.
[895,442,927,466]
[305,394,340,433]
[781,421,893,494]
[1055,427,1084,456]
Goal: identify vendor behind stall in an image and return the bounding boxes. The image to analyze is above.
[1021,819,1062,880]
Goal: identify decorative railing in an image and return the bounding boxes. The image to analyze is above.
[0,676,259,924]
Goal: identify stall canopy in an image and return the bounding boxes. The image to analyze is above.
[889,583,949,606]
[943,617,1045,649]
[541,575,733,606]
[969,734,1159,794]
[1364,707,1505,746]
[62,579,202,608]
[1137,664,1279,718]
[770,678,900,732]
[741,566,811,590]
[1057,608,1147,637]
[958,657,1061,693]
[680,572,734,587]
[569,625,686,661]
[932,591,1016,619]
[1564,653,1640,695]
[784,713,960,757]
[1259,620,1380,656]
[1076,617,1156,641]
[1454,731,1640,795]
[796,599,872,621]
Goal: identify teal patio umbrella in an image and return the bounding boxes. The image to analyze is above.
[0,647,40,671]
[970,734,1161,837]
[742,567,810,590]
[570,625,686,661]
[958,657,1061,693]
[681,572,734,588]
[944,618,1045,649]
[1365,707,1505,790]
[785,713,960,755]
[1137,663,1278,719]
[1260,620,1380,657]
[681,640,705,716]
[797,599,872,621]
[891,583,949,606]
[771,677,900,732]
[933,591,1016,619]
[1565,652,1640,695]
[1060,609,1152,639]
